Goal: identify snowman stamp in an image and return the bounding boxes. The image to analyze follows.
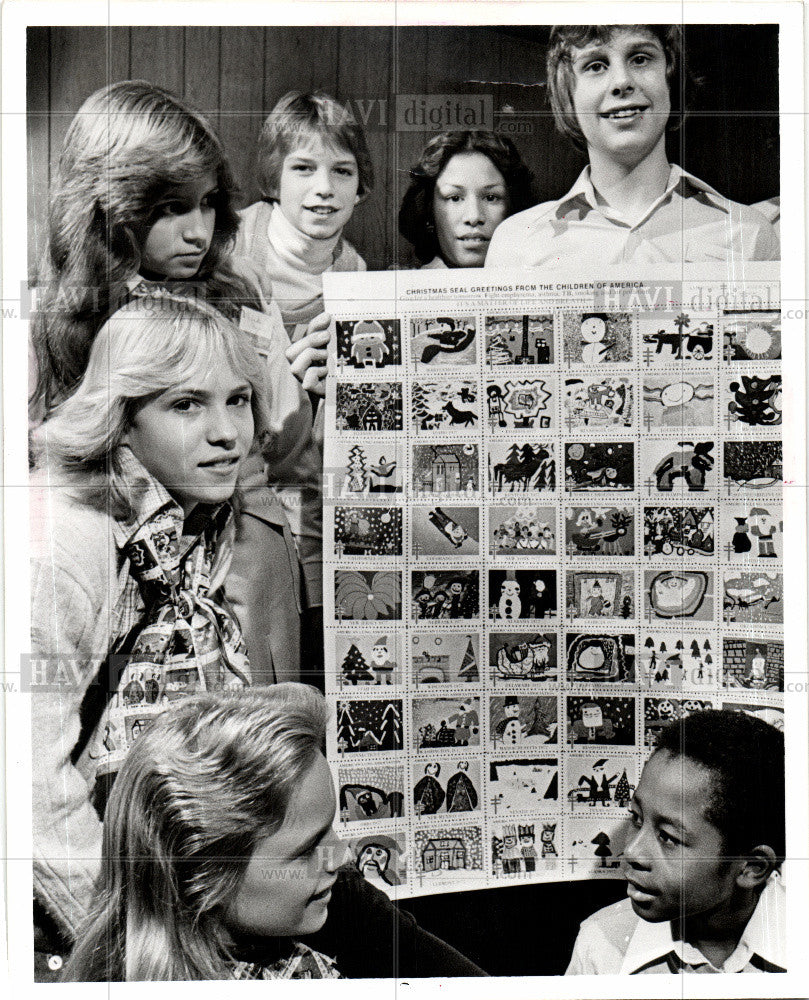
[562,312,632,366]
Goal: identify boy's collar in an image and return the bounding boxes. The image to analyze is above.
[618,874,786,974]
[556,164,728,226]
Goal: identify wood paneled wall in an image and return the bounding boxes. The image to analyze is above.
[27,25,779,273]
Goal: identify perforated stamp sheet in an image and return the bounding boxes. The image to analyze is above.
[323,267,788,899]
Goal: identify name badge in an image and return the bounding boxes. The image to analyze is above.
[239,306,286,363]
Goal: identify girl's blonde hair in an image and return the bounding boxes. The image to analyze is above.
[34,292,271,519]
[31,80,262,415]
[62,684,329,982]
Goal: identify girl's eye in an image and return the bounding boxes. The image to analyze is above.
[583,60,607,74]
[172,398,199,413]
[160,201,186,216]
[627,810,642,828]
[229,392,252,407]
[631,53,652,67]
[485,193,505,203]
[443,194,462,203]
[658,829,681,847]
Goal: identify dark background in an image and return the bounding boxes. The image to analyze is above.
[400,877,626,975]
[25,22,779,975]
[28,24,779,273]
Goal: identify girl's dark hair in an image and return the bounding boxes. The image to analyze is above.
[30,80,262,418]
[398,131,535,264]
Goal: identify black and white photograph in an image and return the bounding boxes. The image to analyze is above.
[5,2,804,992]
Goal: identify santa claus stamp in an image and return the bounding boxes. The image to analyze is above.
[336,318,401,370]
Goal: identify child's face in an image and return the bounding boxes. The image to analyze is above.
[278,133,360,240]
[225,753,341,939]
[125,361,254,516]
[623,750,738,923]
[569,28,670,169]
[140,171,218,280]
[432,151,509,267]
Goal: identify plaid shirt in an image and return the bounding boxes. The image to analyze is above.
[231,942,342,980]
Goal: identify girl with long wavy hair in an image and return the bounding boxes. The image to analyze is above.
[30,79,323,688]
[31,80,260,414]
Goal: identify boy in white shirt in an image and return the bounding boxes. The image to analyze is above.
[567,709,785,974]
[486,26,779,267]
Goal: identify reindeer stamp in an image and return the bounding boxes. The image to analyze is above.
[565,506,634,556]
[488,442,556,493]
[489,631,558,683]
[412,380,479,433]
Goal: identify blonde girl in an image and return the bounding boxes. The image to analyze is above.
[61,686,484,980]
[30,79,322,684]
[31,292,267,943]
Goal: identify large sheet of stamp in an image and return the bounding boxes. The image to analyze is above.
[323,267,786,900]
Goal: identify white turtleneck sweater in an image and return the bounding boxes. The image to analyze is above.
[236,200,366,338]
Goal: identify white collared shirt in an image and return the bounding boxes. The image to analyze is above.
[486,164,780,269]
[566,876,786,975]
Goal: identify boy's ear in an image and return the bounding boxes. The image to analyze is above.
[736,845,778,889]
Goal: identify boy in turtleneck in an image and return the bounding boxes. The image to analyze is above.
[235,92,373,658]
[237,90,371,340]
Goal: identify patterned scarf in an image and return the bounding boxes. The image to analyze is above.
[91,501,250,779]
